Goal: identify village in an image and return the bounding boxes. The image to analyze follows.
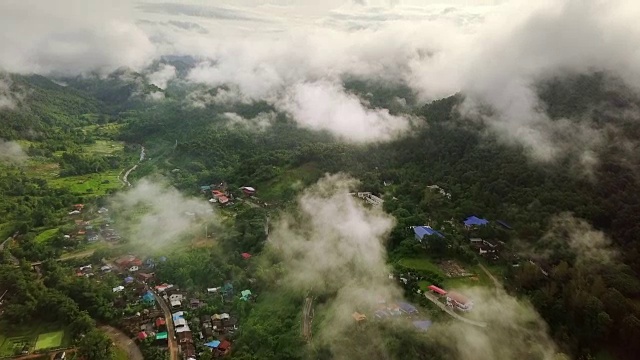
[66,185,262,360]
[0,178,518,359]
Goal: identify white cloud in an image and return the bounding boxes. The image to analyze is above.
[277,81,410,142]
[109,179,217,250]
[0,0,155,75]
[148,64,176,89]
[0,139,27,163]
[146,91,166,101]
[0,75,17,110]
[4,0,640,152]
[223,112,275,131]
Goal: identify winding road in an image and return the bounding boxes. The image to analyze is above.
[152,290,178,360]
[122,145,145,187]
[424,292,487,328]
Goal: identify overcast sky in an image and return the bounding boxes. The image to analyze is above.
[1,0,639,152]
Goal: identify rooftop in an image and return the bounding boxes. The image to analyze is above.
[447,291,471,305]
[464,216,489,227]
[413,226,444,239]
[413,320,432,332]
[352,312,367,321]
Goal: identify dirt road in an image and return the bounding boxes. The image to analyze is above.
[424,292,487,328]
[301,296,313,342]
[121,145,145,187]
[30,249,96,267]
[100,325,143,360]
[153,291,178,360]
[478,263,502,289]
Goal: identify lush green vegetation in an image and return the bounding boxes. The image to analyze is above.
[1,71,640,359]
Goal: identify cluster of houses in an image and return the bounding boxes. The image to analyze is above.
[201,182,257,207]
[463,215,512,262]
[426,285,474,312]
[410,215,512,262]
[351,299,432,332]
[172,311,199,359]
[67,204,121,243]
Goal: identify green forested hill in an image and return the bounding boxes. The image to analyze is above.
[110,75,640,358]
[0,74,101,139]
[1,73,640,359]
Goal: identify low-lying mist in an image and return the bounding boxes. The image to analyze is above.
[108,179,217,252]
[0,139,27,163]
[264,173,561,359]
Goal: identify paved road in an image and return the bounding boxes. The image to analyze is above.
[301,296,313,342]
[153,290,178,360]
[100,325,143,360]
[424,293,487,328]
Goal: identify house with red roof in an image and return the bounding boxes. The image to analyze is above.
[446,291,474,311]
[241,253,252,260]
[137,331,148,341]
[427,285,447,296]
[217,340,232,355]
[155,317,167,331]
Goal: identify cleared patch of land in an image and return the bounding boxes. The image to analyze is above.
[34,331,64,350]
[0,323,68,357]
[398,258,445,276]
[257,163,323,201]
[48,169,121,196]
[34,228,58,244]
[85,140,125,155]
[400,257,493,289]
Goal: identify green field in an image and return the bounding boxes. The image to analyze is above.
[35,228,58,244]
[49,169,122,196]
[34,331,64,350]
[398,258,445,276]
[257,163,323,201]
[0,323,68,357]
[85,140,124,155]
[401,258,494,290]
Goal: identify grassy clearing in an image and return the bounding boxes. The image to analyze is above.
[442,269,492,289]
[35,228,58,244]
[85,140,124,155]
[0,323,68,357]
[49,169,122,197]
[257,163,323,201]
[401,258,494,290]
[398,258,445,276]
[34,331,64,350]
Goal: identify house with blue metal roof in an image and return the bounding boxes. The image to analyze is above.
[412,226,444,242]
[463,216,489,227]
